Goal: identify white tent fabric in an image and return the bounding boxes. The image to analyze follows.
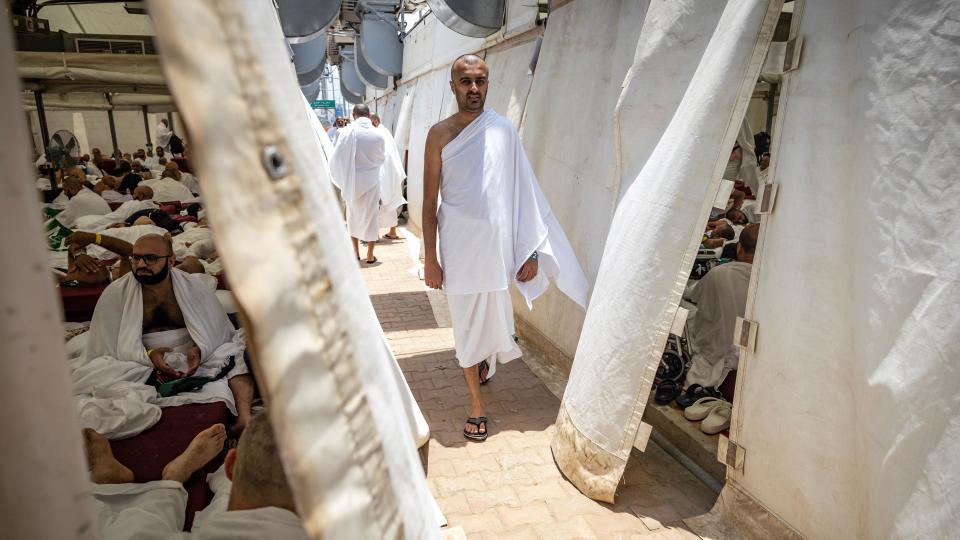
[0,17,98,540]
[707,1,960,538]
[17,52,166,86]
[552,0,782,503]
[149,0,438,538]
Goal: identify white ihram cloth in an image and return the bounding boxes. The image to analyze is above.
[300,95,335,164]
[93,473,308,540]
[58,187,111,228]
[439,109,588,374]
[329,117,385,242]
[145,177,194,202]
[180,173,201,195]
[156,123,173,149]
[72,270,247,439]
[74,199,158,231]
[684,261,751,389]
[376,124,406,229]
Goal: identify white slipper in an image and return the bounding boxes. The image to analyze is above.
[683,397,725,421]
[700,402,733,435]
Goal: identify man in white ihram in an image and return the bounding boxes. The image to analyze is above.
[329,104,390,264]
[370,113,406,241]
[423,55,588,441]
[157,118,173,151]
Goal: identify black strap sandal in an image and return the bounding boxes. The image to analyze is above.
[463,417,488,441]
[479,360,491,385]
[366,257,378,264]
[383,234,400,240]
[655,380,680,405]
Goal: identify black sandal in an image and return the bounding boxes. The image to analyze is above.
[383,234,400,240]
[479,360,491,385]
[463,417,488,441]
[365,257,378,264]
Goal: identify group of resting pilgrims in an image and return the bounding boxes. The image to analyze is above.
[36,53,768,537]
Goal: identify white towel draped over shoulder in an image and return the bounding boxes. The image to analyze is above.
[328,117,384,203]
[73,269,247,438]
[438,109,588,308]
[58,188,111,229]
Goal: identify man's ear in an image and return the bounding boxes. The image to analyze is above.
[224,448,237,481]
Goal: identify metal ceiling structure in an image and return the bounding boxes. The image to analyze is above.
[424,0,505,38]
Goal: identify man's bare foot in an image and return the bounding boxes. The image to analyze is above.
[84,428,134,484]
[161,424,227,483]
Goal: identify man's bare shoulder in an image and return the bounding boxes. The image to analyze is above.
[427,117,461,148]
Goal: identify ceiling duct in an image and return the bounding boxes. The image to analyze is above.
[355,39,389,89]
[277,0,342,42]
[339,46,366,96]
[425,0,505,38]
[360,15,402,76]
[290,35,327,76]
[301,77,322,102]
[340,78,363,104]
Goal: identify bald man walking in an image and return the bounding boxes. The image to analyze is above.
[422,55,588,441]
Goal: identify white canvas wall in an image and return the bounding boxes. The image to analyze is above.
[29,110,183,157]
[727,0,960,538]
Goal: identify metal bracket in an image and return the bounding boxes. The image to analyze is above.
[756,182,779,215]
[762,37,803,76]
[733,316,758,353]
[718,434,745,470]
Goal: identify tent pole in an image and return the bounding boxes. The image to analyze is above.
[167,111,174,132]
[34,91,49,150]
[142,105,153,148]
[766,81,777,134]
[107,109,120,159]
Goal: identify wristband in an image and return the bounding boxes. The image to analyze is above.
[95,233,102,245]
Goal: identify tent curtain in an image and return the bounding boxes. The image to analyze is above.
[721,0,960,538]
[552,0,783,503]
[148,0,438,538]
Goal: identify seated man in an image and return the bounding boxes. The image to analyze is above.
[116,161,145,195]
[681,224,758,402]
[88,413,307,539]
[77,234,253,436]
[93,175,132,203]
[57,175,112,229]
[701,220,735,249]
[75,186,157,231]
[144,169,194,202]
[165,161,201,195]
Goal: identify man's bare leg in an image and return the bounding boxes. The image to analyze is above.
[228,374,254,435]
[84,428,134,484]
[386,227,399,239]
[161,424,227,483]
[463,365,486,437]
[365,240,376,263]
[351,237,360,260]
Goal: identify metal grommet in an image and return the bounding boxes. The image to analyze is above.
[262,144,290,180]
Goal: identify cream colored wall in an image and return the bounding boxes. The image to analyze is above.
[29,110,183,157]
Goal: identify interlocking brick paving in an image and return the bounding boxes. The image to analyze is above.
[361,232,718,539]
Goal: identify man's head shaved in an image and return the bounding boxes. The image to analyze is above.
[451,54,487,80]
[228,412,296,512]
[133,185,153,201]
[134,233,173,255]
[739,223,759,255]
[352,104,370,118]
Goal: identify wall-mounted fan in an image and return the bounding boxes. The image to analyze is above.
[46,129,80,170]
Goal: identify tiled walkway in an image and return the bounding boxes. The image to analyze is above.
[360,231,718,539]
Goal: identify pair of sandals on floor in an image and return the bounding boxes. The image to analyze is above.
[464,360,492,442]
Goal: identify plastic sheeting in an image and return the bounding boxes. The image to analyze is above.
[552,0,782,503]
[17,51,166,86]
[148,0,438,538]
[722,1,960,538]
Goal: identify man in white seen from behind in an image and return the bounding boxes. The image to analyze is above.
[423,55,589,442]
[58,174,112,229]
[329,104,385,264]
[370,113,406,241]
[157,118,173,151]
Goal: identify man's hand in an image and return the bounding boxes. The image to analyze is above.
[148,347,182,378]
[65,231,96,250]
[425,259,444,289]
[516,258,539,283]
[185,347,201,377]
[72,254,103,274]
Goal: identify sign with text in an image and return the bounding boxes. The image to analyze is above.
[310,99,336,109]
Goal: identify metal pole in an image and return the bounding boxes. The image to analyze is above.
[766,82,777,134]
[142,105,152,147]
[34,91,50,150]
[167,111,174,132]
[107,109,120,159]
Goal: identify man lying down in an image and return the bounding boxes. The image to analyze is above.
[72,233,254,438]
[86,413,308,539]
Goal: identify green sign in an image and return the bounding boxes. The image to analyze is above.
[311,99,336,109]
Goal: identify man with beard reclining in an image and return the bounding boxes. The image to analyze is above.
[76,234,253,437]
